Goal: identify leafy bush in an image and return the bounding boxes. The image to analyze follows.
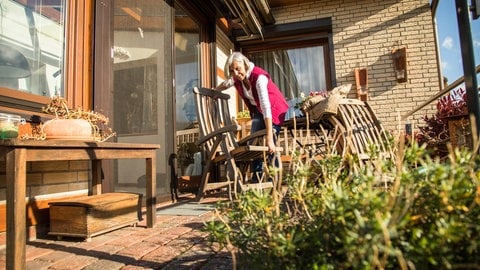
[205,141,480,269]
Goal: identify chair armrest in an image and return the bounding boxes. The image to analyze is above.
[237,130,267,146]
[196,124,240,146]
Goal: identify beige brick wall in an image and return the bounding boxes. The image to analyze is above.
[0,160,90,201]
[272,0,440,132]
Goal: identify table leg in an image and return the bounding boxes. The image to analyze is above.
[146,155,156,227]
[6,148,27,270]
[91,160,103,195]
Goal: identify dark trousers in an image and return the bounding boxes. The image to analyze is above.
[250,109,281,182]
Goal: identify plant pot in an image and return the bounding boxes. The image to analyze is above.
[43,118,93,140]
[236,117,251,124]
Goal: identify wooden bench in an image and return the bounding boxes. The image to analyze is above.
[48,192,142,241]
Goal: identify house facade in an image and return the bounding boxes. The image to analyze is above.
[0,0,442,234]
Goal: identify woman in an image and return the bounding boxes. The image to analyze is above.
[217,52,289,182]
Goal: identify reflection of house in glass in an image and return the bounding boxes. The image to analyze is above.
[113,63,158,135]
[182,78,198,123]
[0,0,64,96]
[175,29,200,130]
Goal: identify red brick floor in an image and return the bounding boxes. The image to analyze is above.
[0,195,233,270]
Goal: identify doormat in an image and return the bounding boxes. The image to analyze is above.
[156,201,216,216]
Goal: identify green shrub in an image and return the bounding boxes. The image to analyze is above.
[205,141,480,269]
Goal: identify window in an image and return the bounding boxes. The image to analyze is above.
[0,0,66,97]
[108,0,171,193]
[249,46,328,98]
[1,0,92,114]
[111,1,166,136]
[248,46,330,119]
[241,19,334,119]
[175,7,199,130]
[239,18,335,118]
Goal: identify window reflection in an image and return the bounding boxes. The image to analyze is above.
[0,0,65,96]
[175,8,199,130]
[112,1,164,135]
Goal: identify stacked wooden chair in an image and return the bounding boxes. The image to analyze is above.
[192,87,283,201]
[296,87,394,167]
[322,98,394,166]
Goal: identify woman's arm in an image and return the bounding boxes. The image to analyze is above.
[215,78,234,91]
[256,75,276,152]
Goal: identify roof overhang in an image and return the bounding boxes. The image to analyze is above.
[211,0,276,41]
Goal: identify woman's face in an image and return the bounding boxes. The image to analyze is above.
[230,60,247,81]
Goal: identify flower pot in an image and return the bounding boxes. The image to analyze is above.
[43,118,93,140]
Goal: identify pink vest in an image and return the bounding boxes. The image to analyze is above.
[234,67,289,125]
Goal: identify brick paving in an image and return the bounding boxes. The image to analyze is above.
[0,195,234,270]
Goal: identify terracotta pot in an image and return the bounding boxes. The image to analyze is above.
[43,118,93,140]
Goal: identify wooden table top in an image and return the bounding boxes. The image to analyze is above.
[0,139,160,149]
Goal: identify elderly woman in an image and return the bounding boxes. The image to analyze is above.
[217,51,289,182]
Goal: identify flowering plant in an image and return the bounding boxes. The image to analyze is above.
[436,87,467,118]
[294,90,328,110]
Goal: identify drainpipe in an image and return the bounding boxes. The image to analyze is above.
[455,0,480,139]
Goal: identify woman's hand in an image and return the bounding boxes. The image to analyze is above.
[267,140,276,153]
[264,118,276,153]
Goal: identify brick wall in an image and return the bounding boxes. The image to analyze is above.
[0,160,90,232]
[0,160,90,202]
[271,0,440,132]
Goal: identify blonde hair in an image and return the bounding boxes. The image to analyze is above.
[223,52,251,79]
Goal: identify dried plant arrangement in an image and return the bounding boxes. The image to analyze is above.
[23,96,116,142]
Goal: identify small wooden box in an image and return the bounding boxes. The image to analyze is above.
[49,192,142,241]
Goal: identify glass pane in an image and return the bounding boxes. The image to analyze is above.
[174,7,199,178]
[175,8,199,131]
[0,0,65,96]
[249,46,327,119]
[113,1,163,136]
[111,1,167,191]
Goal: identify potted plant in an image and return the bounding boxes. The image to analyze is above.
[40,96,116,141]
[236,109,250,120]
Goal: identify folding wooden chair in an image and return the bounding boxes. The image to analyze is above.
[192,87,283,201]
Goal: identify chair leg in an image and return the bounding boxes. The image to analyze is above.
[195,162,212,201]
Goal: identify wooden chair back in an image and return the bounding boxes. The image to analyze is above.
[329,98,393,163]
[193,87,283,200]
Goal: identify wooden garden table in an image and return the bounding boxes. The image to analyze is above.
[0,139,160,270]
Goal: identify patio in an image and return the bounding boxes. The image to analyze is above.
[0,194,232,270]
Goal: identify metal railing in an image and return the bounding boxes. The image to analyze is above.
[402,64,480,120]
